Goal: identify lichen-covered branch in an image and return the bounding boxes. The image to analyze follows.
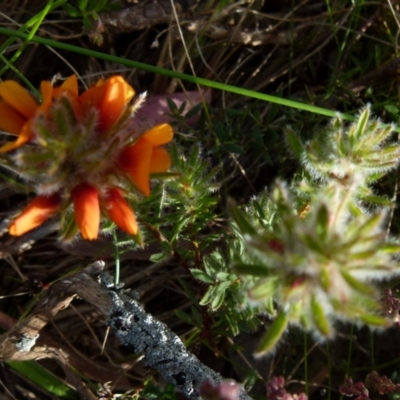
[0,261,252,399]
[98,272,252,400]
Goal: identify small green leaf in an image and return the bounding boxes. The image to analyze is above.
[299,232,325,254]
[340,270,375,295]
[315,203,329,242]
[319,267,331,291]
[175,310,195,325]
[286,127,304,158]
[62,3,80,17]
[359,314,389,326]
[184,103,204,119]
[149,252,166,262]
[224,143,244,154]
[91,0,107,12]
[166,97,178,112]
[215,272,233,281]
[233,263,270,277]
[77,0,88,11]
[256,311,289,356]
[191,268,215,284]
[380,242,400,254]
[216,121,229,142]
[199,286,216,306]
[311,295,331,336]
[215,281,232,294]
[352,107,370,140]
[250,277,279,301]
[384,104,399,115]
[228,198,257,235]
[211,290,225,310]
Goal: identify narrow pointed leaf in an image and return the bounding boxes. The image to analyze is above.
[228,198,257,235]
[191,269,215,284]
[341,270,375,295]
[233,263,270,277]
[311,295,332,336]
[255,310,288,356]
[286,128,304,158]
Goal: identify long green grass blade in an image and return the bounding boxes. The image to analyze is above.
[6,360,77,399]
[0,27,352,120]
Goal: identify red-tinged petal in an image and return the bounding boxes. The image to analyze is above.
[0,121,33,153]
[149,147,171,173]
[8,194,61,236]
[71,183,100,240]
[118,138,152,196]
[142,123,173,146]
[0,80,38,118]
[79,84,107,112]
[0,100,26,134]
[104,188,138,235]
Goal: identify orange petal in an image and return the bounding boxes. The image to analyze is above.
[61,75,78,96]
[104,188,138,235]
[52,75,79,103]
[80,76,135,133]
[79,84,107,113]
[143,123,173,146]
[149,147,171,173]
[0,121,33,153]
[71,183,100,240]
[118,138,152,196]
[0,100,26,134]
[98,76,135,132]
[38,81,53,114]
[0,80,38,119]
[8,194,61,236]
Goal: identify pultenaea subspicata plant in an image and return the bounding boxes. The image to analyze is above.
[230,108,400,355]
[0,75,173,240]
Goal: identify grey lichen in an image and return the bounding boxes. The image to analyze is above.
[100,272,251,400]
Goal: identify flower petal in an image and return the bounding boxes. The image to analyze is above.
[98,76,135,132]
[8,194,61,236]
[80,76,135,133]
[142,123,173,146]
[118,138,152,196]
[149,147,171,173]
[79,84,107,113]
[71,183,100,240]
[52,75,79,104]
[0,100,26,134]
[0,80,38,119]
[0,121,33,153]
[38,81,53,113]
[61,75,78,96]
[104,188,138,235]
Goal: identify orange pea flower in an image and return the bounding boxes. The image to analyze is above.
[71,183,100,240]
[104,188,138,235]
[0,75,174,240]
[8,194,61,236]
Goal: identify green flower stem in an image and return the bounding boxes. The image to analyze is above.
[113,230,120,286]
[0,27,367,124]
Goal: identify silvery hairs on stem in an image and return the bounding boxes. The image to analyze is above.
[100,272,251,400]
